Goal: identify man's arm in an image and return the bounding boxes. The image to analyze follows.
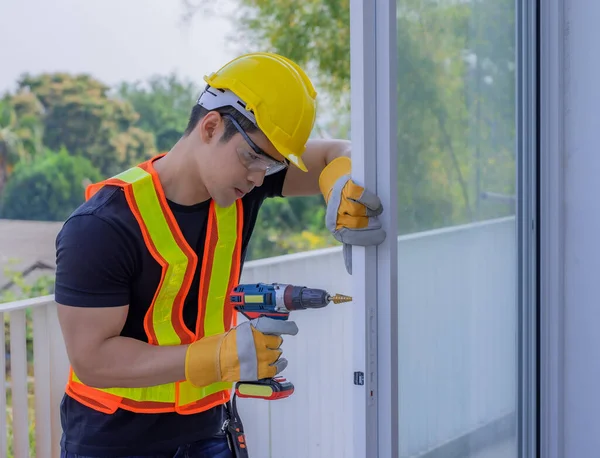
[57,303,188,388]
[55,214,189,388]
[282,138,351,197]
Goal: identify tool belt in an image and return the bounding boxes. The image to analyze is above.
[223,393,250,458]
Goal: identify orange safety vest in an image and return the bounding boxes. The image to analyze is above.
[65,154,243,415]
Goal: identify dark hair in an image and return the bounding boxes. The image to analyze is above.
[184,103,259,143]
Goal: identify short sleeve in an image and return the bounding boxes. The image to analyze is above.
[54,214,136,307]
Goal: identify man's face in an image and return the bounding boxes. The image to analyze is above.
[195,112,289,208]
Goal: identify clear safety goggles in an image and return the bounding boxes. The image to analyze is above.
[222,114,289,176]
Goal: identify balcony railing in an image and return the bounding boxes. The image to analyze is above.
[1,295,69,458]
[1,217,516,458]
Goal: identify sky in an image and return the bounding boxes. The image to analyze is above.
[0,0,239,93]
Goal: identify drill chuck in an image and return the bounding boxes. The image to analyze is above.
[284,285,331,310]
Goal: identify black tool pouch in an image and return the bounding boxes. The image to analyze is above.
[223,394,250,458]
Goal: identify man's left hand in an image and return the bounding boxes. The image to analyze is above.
[319,157,386,274]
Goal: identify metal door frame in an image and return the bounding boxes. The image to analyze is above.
[349,0,398,456]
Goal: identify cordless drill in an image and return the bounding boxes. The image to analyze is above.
[227,282,352,401]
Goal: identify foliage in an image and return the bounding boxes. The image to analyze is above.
[246,195,335,260]
[393,1,516,230]
[0,95,41,199]
[238,0,350,99]
[0,265,54,303]
[114,73,201,152]
[7,90,45,158]
[183,0,352,119]
[15,73,157,177]
[0,148,103,221]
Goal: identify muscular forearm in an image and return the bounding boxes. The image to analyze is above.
[73,336,189,388]
[324,139,351,164]
[282,139,352,196]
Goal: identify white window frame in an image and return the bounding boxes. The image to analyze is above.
[349,0,398,456]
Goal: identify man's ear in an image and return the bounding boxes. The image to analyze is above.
[197,111,223,144]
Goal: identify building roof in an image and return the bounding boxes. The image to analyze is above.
[0,219,64,290]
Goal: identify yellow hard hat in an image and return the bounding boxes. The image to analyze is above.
[202,52,317,172]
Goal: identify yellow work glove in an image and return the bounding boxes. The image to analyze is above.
[185,317,298,387]
[319,157,386,274]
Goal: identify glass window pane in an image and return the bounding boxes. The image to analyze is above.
[395,1,518,457]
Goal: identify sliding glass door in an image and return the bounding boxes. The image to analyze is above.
[394,0,520,456]
[349,0,537,457]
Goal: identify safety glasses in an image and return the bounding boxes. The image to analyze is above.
[222,114,289,176]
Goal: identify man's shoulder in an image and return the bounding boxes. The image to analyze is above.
[70,185,129,220]
[54,185,142,309]
[58,185,139,247]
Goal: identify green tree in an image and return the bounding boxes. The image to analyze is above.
[0,94,44,199]
[0,148,103,221]
[15,73,157,177]
[183,0,350,100]
[6,90,45,159]
[0,98,24,199]
[246,195,333,260]
[115,73,200,152]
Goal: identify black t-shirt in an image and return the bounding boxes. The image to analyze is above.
[54,168,287,456]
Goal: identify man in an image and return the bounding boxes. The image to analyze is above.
[55,52,385,458]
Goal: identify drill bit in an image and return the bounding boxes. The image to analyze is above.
[328,293,352,304]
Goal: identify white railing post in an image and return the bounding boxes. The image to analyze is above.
[10,309,29,458]
[33,306,53,458]
[47,302,69,458]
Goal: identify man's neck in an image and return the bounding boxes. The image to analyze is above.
[153,139,211,206]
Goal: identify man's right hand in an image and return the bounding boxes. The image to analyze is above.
[185,317,298,387]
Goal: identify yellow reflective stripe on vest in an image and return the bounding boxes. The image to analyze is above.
[177,202,240,405]
[116,166,189,346]
[102,383,174,403]
[177,379,232,406]
[203,203,239,337]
